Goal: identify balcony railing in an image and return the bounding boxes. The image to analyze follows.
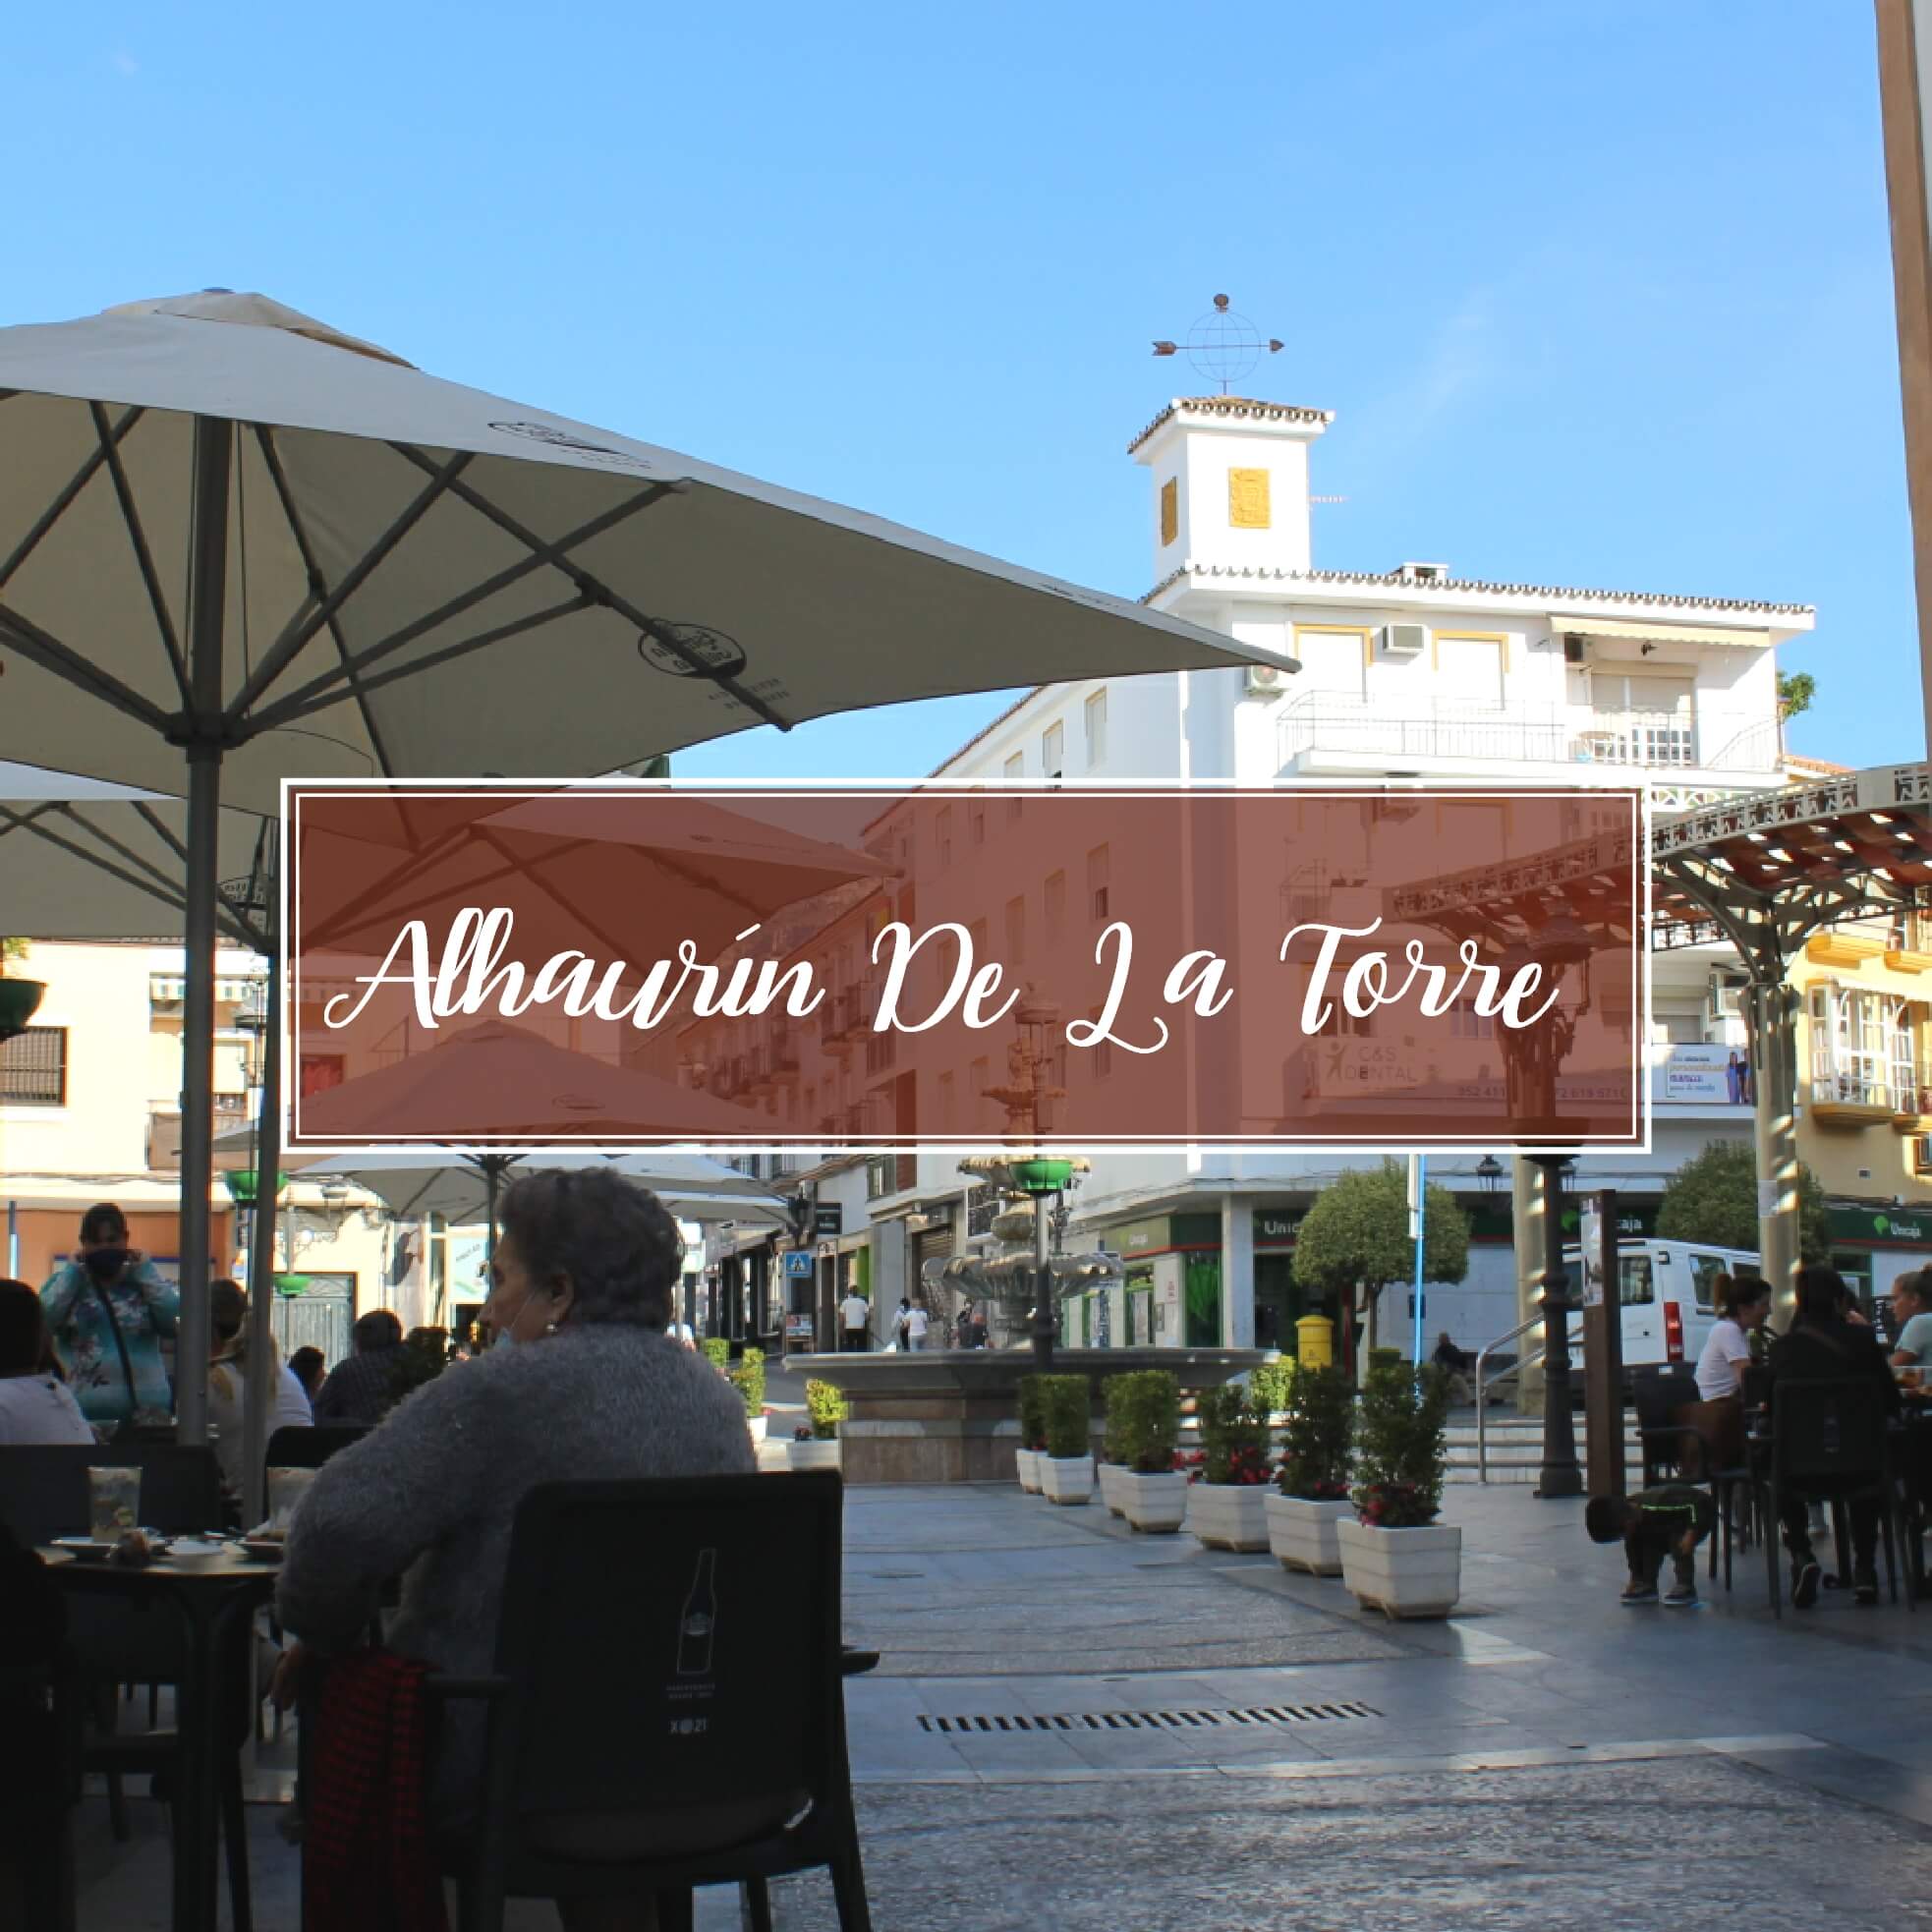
[1809,1052,1932,1117]
[1278,696,1781,774]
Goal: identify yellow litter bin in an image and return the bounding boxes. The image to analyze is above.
[1295,1314,1335,1369]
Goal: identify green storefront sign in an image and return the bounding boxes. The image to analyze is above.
[1829,1204,1932,1248]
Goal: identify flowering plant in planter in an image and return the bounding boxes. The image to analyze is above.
[1275,1364,1355,1501]
[1197,1385,1271,1484]
[1350,1357,1450,1526]
[1113,1371,1181,1470]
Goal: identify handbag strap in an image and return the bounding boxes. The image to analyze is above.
[86,1272,141,1419]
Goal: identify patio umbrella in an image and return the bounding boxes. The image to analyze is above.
[0,288,1279,1438]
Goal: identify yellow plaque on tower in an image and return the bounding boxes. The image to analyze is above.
[1228,468,1271,529]
[1160,478,1178,547]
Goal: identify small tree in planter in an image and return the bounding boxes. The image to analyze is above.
[702,1337,730,1374]
[1184,1385,1272,1552]
[1098,1374,1134,1517]
[1039,1375,1097,1506]
[1337,1358,1459,1619]
[1113,1369,1187,1532]
[729,1346,768,1444]
[1015,1374,1049,1493]
[790,1378,847,1471]
[1265,1364,1355,1575]
[1249,1358,1295,1430]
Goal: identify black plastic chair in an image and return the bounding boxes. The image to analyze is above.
[0,1443,224,1546]
[1761,1377,1908,1619]
[433,1472,870,1931]
[263,1425,369,1476]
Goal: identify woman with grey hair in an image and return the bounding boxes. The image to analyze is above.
[274,1170,755,1924]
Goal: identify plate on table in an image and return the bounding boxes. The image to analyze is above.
[49,1536,118,1563]
[235,1536,286,1563]
[163,1536,230,1568]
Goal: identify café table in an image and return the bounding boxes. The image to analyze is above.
[43,1540,280,1932]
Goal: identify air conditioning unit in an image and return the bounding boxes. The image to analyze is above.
[1914,1136,1932,1178]
[1242,660,1290,699]
[1563,634,1588,665]
[1709,971,1747,1022]
[1377,623,1428,658]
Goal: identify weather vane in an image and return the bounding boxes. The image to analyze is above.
[1153,294,1282,396]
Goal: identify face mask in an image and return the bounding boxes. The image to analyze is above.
[492,1292,532,1349]
[84,1246,130,1284]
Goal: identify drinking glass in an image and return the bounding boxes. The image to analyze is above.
[86,1465,142,1542]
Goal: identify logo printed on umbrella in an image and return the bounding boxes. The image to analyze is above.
[637,624,750,682]
[487,421,653,471]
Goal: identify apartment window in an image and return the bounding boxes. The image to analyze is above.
[969,797,987,847]
[1094,1038,1113,1081]
[936,805,952,870]
[1042,720,1064,780]
[969,917,990,964]
[1449,1000,1493,1041]
[1808,984,1919,1110]
[1087,843,1110,922]
[970,1056,989,1102]
[1004,894,1026,964]
[1588,671,1694,767]
[0,1026,66,1104]
[1085,689,1108,767]
[1434,634,1506,710]
[1004,752,1024,821]
[865,1029,897,1077]
[1045,870,1067,942]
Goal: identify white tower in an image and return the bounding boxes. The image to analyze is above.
[1129,396,1334,586]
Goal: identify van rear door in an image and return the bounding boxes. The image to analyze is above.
[1619,1254,1661,1366]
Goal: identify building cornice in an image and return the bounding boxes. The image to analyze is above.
[1128,396,1335,456]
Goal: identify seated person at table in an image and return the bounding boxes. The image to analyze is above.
[1891,1269,1932,1370]
[0,1279,97,1445]
[1695,1276,1770,1401]
[275,1171,755,1928]
[1768,1265,1899,1609]
[1587,1485,1715,1608]
[288,1344,327,1404]
[205,1279,313,1496]
[312,1308,411,1425]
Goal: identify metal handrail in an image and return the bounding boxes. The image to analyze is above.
[1475,1314,1548,1485]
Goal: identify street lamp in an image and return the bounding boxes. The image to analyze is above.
[1474,1154,1505,1196]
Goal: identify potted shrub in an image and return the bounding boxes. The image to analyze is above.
[0,938,44,1044]
[729,1346,767,1444]
[1249,1358,1295,1435]
[789,1378,846,1471]
[1336,1358,1459,1619]
[1098,1375,1132,1516]
[1183,1385,1273,1552]
[702,1337,730,1374]
[1113,1370,1187,1532]
[1265,1364,1355,1575]
[1015,1374,1048,1493]
[1038,1375,1096,1505]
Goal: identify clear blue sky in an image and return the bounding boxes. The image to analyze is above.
[3,1,1912,775]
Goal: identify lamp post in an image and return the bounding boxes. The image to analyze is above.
[1529,1152,1582,1499]
[1474,1154,1505,1197]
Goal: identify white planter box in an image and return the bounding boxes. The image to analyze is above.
[1265,1493,1352,1576]
[1015,1449,1044,1494]
[1117,1469,1189,1534]
[1096,1462,1128,1517]
[1040,1454,1096,1506]
[788,1438,842,1472]
[747,1414,767,1446]
[1184,1482,1270,1553]
[1336,1519,1462,1619]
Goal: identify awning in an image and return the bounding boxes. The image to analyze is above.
[1558,618,1768,650]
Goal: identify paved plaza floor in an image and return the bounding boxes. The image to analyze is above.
[71,1475,1932,1928]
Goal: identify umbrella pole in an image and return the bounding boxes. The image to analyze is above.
[485,1158,501,1269]
[241,845,283,1529]
[175,419,233,1448]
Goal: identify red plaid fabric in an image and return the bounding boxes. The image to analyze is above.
[305,1651,448,1932]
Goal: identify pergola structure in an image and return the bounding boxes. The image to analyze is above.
[1650,760,1932,1299]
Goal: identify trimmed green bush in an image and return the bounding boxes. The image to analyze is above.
[805,1378,847,1442]
[1112,1370,1180,1472]
[1041,1376,1092,1459]
[729,1345,766,1419]
[702,1337,730,1373]
[1352,1358,1451,1528]
[1018,1373,1049,1452]
[1249,1358,1295,1418]
[1197,1384,1271,1486]
[1276,1364,1354,1500]
[1101,1375,1132,1464]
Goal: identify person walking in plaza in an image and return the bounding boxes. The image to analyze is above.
[37,1201,179,1431]
[892,1297,912,1350]
[1586,1484,1715,1607]
[274,1168,754,1912]
[840,1285,871,1351]
[0,1279,96,1445]
[1768,1265,1898,1609]
[904,1299,930,1353]
[312,1307,411,1426]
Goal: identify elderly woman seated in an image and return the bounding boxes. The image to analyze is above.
[275,1170,755,1929]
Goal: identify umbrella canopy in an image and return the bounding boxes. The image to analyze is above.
[292,1019,777,1143]
[0,289,1279,806]
[268,1146,787,1227]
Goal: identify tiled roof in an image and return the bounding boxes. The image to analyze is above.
[1782,753,1852,776]
[1142,561,1813,619]
[1128,396,1335,455]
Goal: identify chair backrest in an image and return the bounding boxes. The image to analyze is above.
[486,1474,843,1833]
[1772,1378,1890,1485]
[0,1444,223,1545]
[1630,1364,1700,1436]
[264,1425,368,1473]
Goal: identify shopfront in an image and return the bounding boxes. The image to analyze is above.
[1827,1201,1932,1306]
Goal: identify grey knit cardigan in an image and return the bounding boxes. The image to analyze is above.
[275,1325,756,1820]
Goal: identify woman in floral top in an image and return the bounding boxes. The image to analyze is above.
[38,1203,179,1428]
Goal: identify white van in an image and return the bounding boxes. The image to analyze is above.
[1558,1238,1760,1379]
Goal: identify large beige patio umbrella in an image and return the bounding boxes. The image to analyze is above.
[0,288,1281,1438]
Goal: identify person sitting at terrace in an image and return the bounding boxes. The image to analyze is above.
[312,1309,411,1425]
[205,1279,313,1494]
[1890,1269,1932,1369]
[0,1279,96,1445]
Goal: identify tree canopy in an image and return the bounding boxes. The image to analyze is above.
[1292,1160,1471,1295]
[1654,1138,1830,1261]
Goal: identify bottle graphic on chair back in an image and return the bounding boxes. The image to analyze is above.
[677,1549,718,1676]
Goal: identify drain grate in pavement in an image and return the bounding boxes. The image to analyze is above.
[917,1702,1379,1735]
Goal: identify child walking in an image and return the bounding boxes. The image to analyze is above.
[1586,1486,1715,1607]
